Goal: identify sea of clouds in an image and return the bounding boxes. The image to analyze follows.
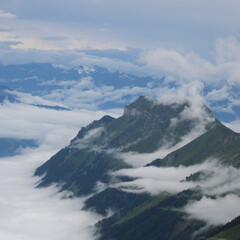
[0,99,121,240]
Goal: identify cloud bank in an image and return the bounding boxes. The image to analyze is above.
[0,148,102,240]
[185,194,240,226]
[0,99,121,239]
[111,160,240,226]
[0,101,121,147]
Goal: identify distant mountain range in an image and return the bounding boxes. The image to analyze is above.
[0,63,160,109]
[0,63,239,121]
[34,96,240,240]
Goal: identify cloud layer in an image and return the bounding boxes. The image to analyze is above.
[185,194,240,226]
[111,161,240,226]
[0,100,121,239]
[0,148,102,240]
[0,101,121,146]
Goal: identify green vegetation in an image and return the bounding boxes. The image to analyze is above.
[150,123,240,168]
[97,189,205,240]
[206,216,240,240]
[36,96,215,195]
[34,96,240,239]
[208,224,240,239]
[183,170,213,182]
[115,193,170,225]
[84,188,150,215]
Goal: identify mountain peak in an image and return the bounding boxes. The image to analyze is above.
[123,95,189,119]
[123,96,150,116]
[35,95,219,196]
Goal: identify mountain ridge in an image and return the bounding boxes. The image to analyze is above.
[35,96,217,195]
[33,96,240,240]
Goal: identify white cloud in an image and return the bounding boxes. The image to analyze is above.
[0,101,121,149]
[111,160,240,196]
[43,77,155,109]
[71,127,104,150]
[138,48,216,81]
[224,120,240,133]
[111,160,240,226]
[6,89,68,107]
[111,165,198,195]
[205,86,230,102]
[215,37,240,64]
[0,99,124,239]
[0,9,16,19]
[185,195,240,226]
[136,37,240,88]
[0,147,102,240]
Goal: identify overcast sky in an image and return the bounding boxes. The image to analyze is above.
[0,0,239,65]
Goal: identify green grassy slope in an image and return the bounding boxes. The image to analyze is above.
[97,189,205,240]
[206,216,240,240]
[149,123,240,168]
[84,188,150,215]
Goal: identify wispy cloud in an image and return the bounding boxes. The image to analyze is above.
[111,160,240,225]
[111,160,240,195]
[184,194,240,226]
[0,9,16,19]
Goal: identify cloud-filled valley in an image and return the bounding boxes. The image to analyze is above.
[0,101,120,239]
[0,148,102,240]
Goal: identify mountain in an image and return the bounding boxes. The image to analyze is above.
[149,123,240,168]
[35,96,216,195]
[34,96,240,240]
[206,216,240,240]
[97,189,205,240]
[0,63,154,92]
[0,86,18,103]
[0,63,160,109]
[0,63,239,122]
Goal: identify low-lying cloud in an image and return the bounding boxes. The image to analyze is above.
[111,160,240,196]
[185,194,240,226]
[0,101,121,147]
[0,148,102,240]
[0,100,121,239]
[111,160,240,226]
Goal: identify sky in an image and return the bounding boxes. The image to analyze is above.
[0,0,240,67]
